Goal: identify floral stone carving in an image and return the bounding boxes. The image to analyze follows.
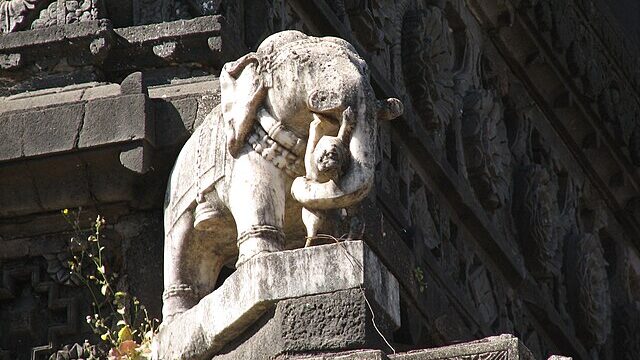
[162,30,402,322]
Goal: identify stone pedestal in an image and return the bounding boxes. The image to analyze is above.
[154,241,400,360]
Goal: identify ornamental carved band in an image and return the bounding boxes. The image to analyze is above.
[162,30,403,322]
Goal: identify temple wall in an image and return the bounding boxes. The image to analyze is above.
[1,0,640,359]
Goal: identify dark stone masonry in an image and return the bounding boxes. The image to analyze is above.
[1,0,640,359]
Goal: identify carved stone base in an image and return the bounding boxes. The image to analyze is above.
[275,334,560,360]
[153,241,400,360]
[388,334,537,360]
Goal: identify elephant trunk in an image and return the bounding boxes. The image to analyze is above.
[291,90,377,210]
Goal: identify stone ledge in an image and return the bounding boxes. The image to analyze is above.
[154,241,400,360]
[389,334,534,360]
[271,334,567,360]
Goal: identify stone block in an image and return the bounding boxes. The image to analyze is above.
[0,113,23,160]
[22,104,84,157]
[81,83,121,101]
[154,241,400,360]
[154,97,198,147]
[215,289,396,359]
[79,93,154,148]
[0,163,43,216]
[0,239,29,260]
[388,334,536,360]
[147,77,219,99]
[0,89,84,115]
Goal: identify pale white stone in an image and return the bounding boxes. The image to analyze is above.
[162,30,403,332]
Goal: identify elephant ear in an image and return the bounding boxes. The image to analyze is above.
[220,53,267,158]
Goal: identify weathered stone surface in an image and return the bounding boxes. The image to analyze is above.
[113,16,222,44]
[388,335,535,360]
[0,112,23,160]
[147,77,218,99]
[81,83,121,101]
[120,71,148,96]
[154,241,400,360]
[119,143,153,173]
[216,289,395,359]
[279,289,392,352]
[0,0,638,358]
[0,103,83,161]
[280,350,388,360]
[154,97,198,146]
[0,89,85,115]
[0,20,111,50]
[0,53,21,69]
[22,104,84,157]
[161,33,403,340]
[79,94,154,148]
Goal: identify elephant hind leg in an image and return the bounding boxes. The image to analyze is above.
[162,209,228,323]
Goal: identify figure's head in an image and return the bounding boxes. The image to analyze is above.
[314,136,348,183]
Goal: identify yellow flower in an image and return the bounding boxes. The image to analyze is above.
[62,209,69,216]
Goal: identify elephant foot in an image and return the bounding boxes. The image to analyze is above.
[162,283,198,324]
[236,225,285,267]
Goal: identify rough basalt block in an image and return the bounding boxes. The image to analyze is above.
[214,289,397,359]
[154,241,400,360]
[79,93,154,148]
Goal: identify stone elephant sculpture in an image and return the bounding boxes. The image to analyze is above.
[162,30,403,322]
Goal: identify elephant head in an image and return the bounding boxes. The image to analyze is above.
[220,30,403,210]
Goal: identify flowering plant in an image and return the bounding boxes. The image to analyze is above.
[62,209,158,360]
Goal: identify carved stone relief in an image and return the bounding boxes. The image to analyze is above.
[401,5,457,132]
[526,0,640,164]
[613,303,640,360]
[468,263,498,327]
[513,164,560,280]
[0,257,81,358]
[0,0,40,32]
[31,0,101,29]
[408,175,439,251]
[162,30,402,322]
[0,0,104,32]
[565,232,612,346]
[461,89,509,211]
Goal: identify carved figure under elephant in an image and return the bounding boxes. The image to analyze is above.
[162,30,402,322]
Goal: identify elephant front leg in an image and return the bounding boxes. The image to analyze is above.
[228,150,287,267]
